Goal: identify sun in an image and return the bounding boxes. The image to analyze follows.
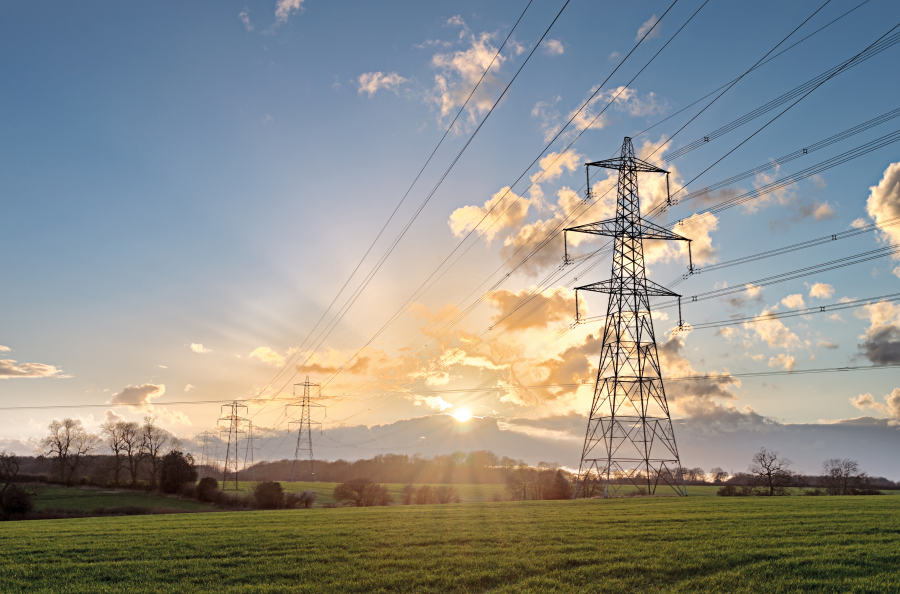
[452,408,472,422]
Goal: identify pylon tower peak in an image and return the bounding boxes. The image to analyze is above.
[567,136,692,498]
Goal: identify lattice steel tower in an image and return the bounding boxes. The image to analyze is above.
[288,377,324,482]
[198,430,215,478]
[217,401,248,490]
[567,137,691,498]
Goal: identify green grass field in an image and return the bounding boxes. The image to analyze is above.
[2,495,898,593]
[30,485,212,512]
[233,481,510,505]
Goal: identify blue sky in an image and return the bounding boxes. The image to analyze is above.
[2,0,900,476]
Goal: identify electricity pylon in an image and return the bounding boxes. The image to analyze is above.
[567,136,692,498]
[243,421,257,481]
[217,401,248,491]
[287,377,324,482]
[198,431,216,478]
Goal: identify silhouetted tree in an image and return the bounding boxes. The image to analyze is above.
[748,448,794,496]
[196,477,219,502]
[39,419,101,483]
[708,467,728,483]
[252,481,285,509]
[101,420,129,486]
[821,458,868,495]
[159,451,198,494]
[119,421,144,486]
[141,416,169,489]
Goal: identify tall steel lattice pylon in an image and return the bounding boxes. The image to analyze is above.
[288,377,324,482]
[198,431,215,478]
[243,421,257,481]
[566,137,692,498]
[217,401,248,491]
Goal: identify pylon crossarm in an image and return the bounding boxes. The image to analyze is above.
[575,278,680,298]
[565,218,689,241]
[586,157,667,174]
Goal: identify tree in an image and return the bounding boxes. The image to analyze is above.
[414,485,434,505]
[196,477,219,502]
[685,467,706,483]
[401,484,416,505]
[100,420,129,486]
[0,451,20,494]
[141,416,169,489]
[821,458,867,496]
[251,481,285,509]
[708,467,729,483]
[119,421,144,486]
[435,485,459,504]
[748,448,794,496]
[39,418,101,483]
[505,465,530,501]
[332,479,392,507]
[545,470,573,500]
[159,451,198,494]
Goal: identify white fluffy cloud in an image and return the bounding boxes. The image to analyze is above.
[110,383,165,407]
[768,353,796,371]
[357,72,407,97]
[636,14,661,40]
[781,294,805,309]
[428,31,506,126]
[808,283,834,299]
[543,39,564,56]
[0,345,10,352]
[275,0,304,23]
[190,343,210,354]
[449,186,532,242]
[850,388,900,421]
[867,162,900,277]
[744,307,801,350]
[248,346,286,366]
[184,384,195,392]
[0,359,62,379]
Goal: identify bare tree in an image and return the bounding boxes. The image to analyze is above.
[748,448,794,496]
[685,467,706,482]
[39,418,101,483]
[0,451,20,494]
[708,467,729,483]
[142,416,169,489]
[101,420,128,486]
[821,458,867,496]
[119,421,144,486]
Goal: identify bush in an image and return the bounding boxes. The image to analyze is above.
[0,484,34,518]
[285,490,317,509]
[414,485,434,505]
[435,486,459,504]
[196,477,219,502]
[159,451,198,494]
[333,479,392,507]
[252,481,285,510]
[802,488,826,496]
[401,484,416,505]
[214,491,251,509]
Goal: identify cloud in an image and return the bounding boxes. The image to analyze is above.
[855,301,900,364]
[768,353,796,371]
[427,32,506,127]
[239,10,253,31]
[104,409,126,424]
[817,340,839,350]
[275,0,304,23]
[413,395,453,411]
[744,165,834,224]
[185,384,195,392]
[486,287,577,332]
[190,343,210,354]
[866,161,900,277]
[543,39,564,56]
[357,72,408,97]
[744,307,800,349]
[449,186,532,242]
[110,383,165,407]
[248,346,286,366]
[636,15,661,40]
[850,388,900,420]
[0,345,10,352]
[808,282,834,299]
[781,294,805,309]
[0,359,62,379]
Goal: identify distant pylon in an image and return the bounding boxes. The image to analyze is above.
[566,137,692,498]
[217,401,248,491]
[243,421,257,481]
[288,377,324,482]
[198,431,215,478]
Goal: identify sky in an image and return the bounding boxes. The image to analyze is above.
[2,0,900,477]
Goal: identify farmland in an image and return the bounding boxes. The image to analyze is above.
[2,495,898,593]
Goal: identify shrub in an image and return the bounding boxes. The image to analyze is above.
[285,490,317,509]
[435,486,459,504]
[196,477,219,502]
[159,451,198,494]
[252,481,285,510]
[214,491,251,509]
[802,488,826,496]
[0,484,34,518]
[401,484,416,505]
[414,485,434,505]
[333,479,392,507]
